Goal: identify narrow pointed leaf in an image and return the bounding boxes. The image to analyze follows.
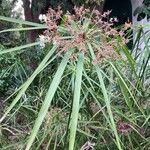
[0,16,46,27]
[109,61,145,116]
[69,53,84,150]
[0,42,41,55]
[0,45,57,123]
[87,43,122,150]
[25,50,73,150]
[0,26,46,33]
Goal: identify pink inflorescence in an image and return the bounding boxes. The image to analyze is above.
[117,120,132,135]
[39,6,131,64]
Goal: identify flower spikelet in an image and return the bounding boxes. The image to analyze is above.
[39,6,131,64]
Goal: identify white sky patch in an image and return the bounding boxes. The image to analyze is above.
[11,0,25,19]
[29,0,32,8]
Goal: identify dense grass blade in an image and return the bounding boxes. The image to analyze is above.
[117,78,137,122]
[69,53,84,150]
[25,50,73,150]
[0,45,57,123]
[121,46,135,69]
[82,81,111,126]
[0,42,41,55]
[120,46,140,82]
[118,78,134,112]
[87,43,122,150]
[139,30,150,80]
[0,16,46,27]
[109,61,145,116]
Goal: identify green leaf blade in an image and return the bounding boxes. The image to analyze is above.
[69,53,84,150]
[25,50,73,150]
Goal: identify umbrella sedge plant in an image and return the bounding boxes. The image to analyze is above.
[0,6,149,150]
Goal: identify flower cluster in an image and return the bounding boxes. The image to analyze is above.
[39,6,131,64]
[117,120,132,135]
[80,141,95,150]
[45,107,67,135]
[90,102,100,114]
